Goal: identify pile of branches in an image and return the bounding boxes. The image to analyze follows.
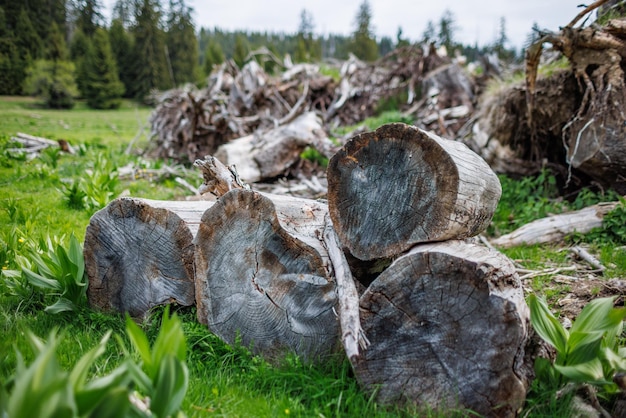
[147,46,471,164]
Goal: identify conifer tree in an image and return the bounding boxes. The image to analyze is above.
[82,28,125,109]
[203,38,225,76]
[109,18,134,97]
[25,22,78,108]
[130,0,170,101]
[74,0,104,37]
[70,29,91,97]
[0,7,24,94]
[232,34,248,68]
[15,8,43,62]
[165,0,200,85]
[349,0,378,61]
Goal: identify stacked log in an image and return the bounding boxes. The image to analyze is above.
[83,122,531,415]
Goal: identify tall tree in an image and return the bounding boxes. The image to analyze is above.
[165,0,200,85]
[130,0,170,100]
[109,18,134,97]
[203,38,225,76]
[0,7,25,94]
[15,8,43,62]
[73,0,104,37]
[349,0,378,61]
[82,27,125,109]
[112,0,135,28]
[25,22,78,108]
[232,34,248,68]
[437,9,457,54]
[421,20,436,45]
[70,28,91,97]
[295,8,321,62]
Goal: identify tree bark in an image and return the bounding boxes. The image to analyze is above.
[84,198,207,318]
[327,123,501,260]
[491,201,619,248]
[353,241,530,417]
[194,189,339,362]
[214,111,335,183]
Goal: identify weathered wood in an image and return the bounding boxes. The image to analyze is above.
[214,111,334,183]
[353,241,530,417]
[491,201,619,248]
[322,215,369,361]
[84,198,207,318]
[327,123,501,260]
[194,189,338,362]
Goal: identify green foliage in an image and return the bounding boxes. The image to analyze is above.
[579,197,626,245]
[165,0,200,85]
[300,147,328,167]
[83,28,125,109]
[202,38,225,76]
[529,294,626,392]
[1,329,132,418]
[349,0,378,61]
[109,18,135,98]
[119,307,189,417]
[24,59,79,109]
[232,34,249,68]
[17,234,87,314]
[0,35,26,95]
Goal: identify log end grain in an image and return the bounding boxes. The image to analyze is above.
[354,241,530,417]
[194,189,339,363]
[84,198,195,318]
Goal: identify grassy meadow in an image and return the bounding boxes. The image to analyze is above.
[0,96,624,417]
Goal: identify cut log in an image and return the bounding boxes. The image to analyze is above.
[353,241,530,417]
[194,189,338,362]
[84,198,211,318]
[214,111,335,183]
[327,123,501,260]
[491,201,619,248]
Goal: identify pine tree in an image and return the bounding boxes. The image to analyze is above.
[82,28,125,109]
[203,38,225,76]
[349,0,378,62]
[422,20,436,45]
[26,22,78,108]
[437,9,457,54]
[112,0,135,28]
[130,0,170,101]
[232,34,248,68]
[15,8,43,62]
[0,7,25,95]
[109,18,134,97]
[70,29,91,97]
[165,0,200,85]
[73,0,104,37]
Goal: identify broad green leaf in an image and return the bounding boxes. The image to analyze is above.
[150,355,189,418]
[69,331,111,391]
[570,296,624,334]
[566,337,602,366]
[22,267,62,291]
[123,360,153,394]
[153,309,186,364]
[601,347,626,372]
[68,234,85,281]
[554,358,606,383]
[76,366,130,415]
[86,386,132,418]
[528,294,568,353]
[125,315,153,373]
[44,298,76,314]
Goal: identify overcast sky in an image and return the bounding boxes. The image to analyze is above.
[103,0,586,50]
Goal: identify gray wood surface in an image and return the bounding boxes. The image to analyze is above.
[194,189,339,362]
[84,198,196,318]
[327,123,501,260]
[354,241,530,417]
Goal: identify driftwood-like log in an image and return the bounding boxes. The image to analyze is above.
[327,123,501,260]
[194,189,338,362]
[353,241,530,417]
[214,111,335,183]
[84,198,209,317]
[491,201,619,248]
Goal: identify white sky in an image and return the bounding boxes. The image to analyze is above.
[102,0,586,50]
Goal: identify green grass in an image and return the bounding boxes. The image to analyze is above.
[0,96,623,417]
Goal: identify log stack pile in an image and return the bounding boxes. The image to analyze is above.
[84,123,531,416]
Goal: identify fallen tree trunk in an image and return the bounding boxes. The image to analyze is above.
[353,241,531,417]
[214,111,335,183]
[84,198,208,318]
[327,123,501,260]
[194,189,338,362]
[491,201,619,248]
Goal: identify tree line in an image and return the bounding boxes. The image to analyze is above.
[0,0,517,110]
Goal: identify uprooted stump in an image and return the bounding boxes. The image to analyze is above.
[327,123,501,261]
[353,241,531,417]
[84,198,202,318]
[194,189,339,362]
